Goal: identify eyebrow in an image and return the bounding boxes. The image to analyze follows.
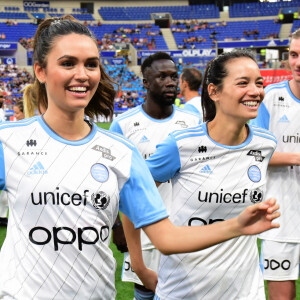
[57,55,100,61]
[235,76,263,81]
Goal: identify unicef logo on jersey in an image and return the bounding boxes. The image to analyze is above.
[91,191,110,210]
[248,165,261,182]
[250,188,264,203]
[91,163,109,182]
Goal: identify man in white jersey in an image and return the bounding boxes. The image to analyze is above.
[251,29,300,300]
[110,52,201,300]
[179,67,203,119]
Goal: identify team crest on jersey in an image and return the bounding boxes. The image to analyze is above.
[91,163,109,182]
[92,145,116,161]
[250,188,263,203]
[247,150,265,162]
[248,165,261,182]
[198,146,207,153]
[18,139,48,156]
[91,191,110,210]
[274,97,289,107]
[175,121,188,128]
[26,139,37,147]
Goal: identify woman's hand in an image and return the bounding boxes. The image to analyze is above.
[134,267,158,292]
[236,198,280,236]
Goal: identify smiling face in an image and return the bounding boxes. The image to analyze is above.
[289,37,300,83]
[34,33,100,116]
[143,59,178,106]
[209,57,264,123]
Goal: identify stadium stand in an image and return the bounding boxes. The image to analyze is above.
[229,0,300,18]
[99,4,219,21]
[0,0,298,116]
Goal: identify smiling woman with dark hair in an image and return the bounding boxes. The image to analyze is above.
[125,50,280,300]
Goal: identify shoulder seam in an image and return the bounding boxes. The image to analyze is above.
[97,127,135,150]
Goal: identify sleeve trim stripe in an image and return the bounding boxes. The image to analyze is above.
[98,128,135,150]
[253,131,277,143]
[0,116,37,130]
[252,126,276,139]
[113,107,140,122]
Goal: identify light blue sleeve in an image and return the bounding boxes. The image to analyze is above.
[184,103,201,118]
[146,134,181,183]
[119,147,168,229]
[250,102,270,130]
[0,141,5,190]
[109,119,124,135]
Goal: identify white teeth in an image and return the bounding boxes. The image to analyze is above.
[69,87,87,92]
[243,101,258,107]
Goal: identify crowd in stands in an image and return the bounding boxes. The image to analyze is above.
[0,51,290,115]
[0,63,146,113]
[5,19,18,26]
[0,64,33,110]
[19,36,33,50]
[172,19,227,32]
[95,24,161,51]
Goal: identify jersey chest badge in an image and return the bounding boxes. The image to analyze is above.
[91,163,109,182]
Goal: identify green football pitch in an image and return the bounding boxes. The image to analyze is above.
[0,122,299,299]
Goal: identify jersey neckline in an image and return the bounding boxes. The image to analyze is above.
[286,80,300,103]
[38,115,98,145]
[203,122,253,149]
[139,104,176,123]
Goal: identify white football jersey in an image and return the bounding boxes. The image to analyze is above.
[183,96,202,120]
[251,80,300,242]
[0,116,167,300]
[147,122,276,300]
[110,104,200,250]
